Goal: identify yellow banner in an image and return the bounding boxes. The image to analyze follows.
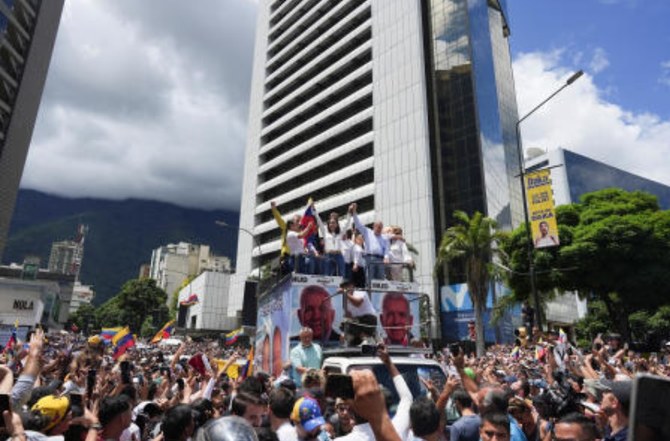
[525,169,560,248]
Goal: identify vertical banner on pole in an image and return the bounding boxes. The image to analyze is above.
[526,170,559,248]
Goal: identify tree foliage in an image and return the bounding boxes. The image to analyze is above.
[435,211,505,356]
[96,278,168,333]
[503,188,670,341]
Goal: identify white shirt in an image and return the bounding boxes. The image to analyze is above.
[352,244,365,267]
[352,213,389,258]
[392,374,413,440]
[347,290,377,317]
[276,421,299,441]
[315,210,351,253]
[286,230,304,255]
[334,423,375,440]
[120,423,140,441]
[342,239,354,264]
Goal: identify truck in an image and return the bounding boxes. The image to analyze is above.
[254,272,446,404]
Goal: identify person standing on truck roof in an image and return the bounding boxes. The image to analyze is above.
[296,285,341,343]
[349,202,390,283]
[271,201,301,275]
[289,328,322,388]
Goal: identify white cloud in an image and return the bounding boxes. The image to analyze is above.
[21,0,257,210]
[660,60,670,86]
[589,47,610,74]
[513,50,670,188]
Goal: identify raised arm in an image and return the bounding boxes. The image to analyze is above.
[271,201,286,230]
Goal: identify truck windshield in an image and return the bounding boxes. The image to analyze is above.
[347,363,447,412]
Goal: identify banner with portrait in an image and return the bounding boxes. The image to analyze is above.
[289,274,345,348]
[525,169,560,248]
[255,277,291,377]
[368,290,423,346]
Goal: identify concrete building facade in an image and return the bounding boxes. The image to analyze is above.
[177,271,238,331]
[0,0,64,257]
[231,0,523,318]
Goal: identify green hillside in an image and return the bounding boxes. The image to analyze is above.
[3,189,240,305]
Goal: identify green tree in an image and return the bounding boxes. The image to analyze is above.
[435,211,504,356]
[69,303,98,334]
[96,278,168,333]
[504,188,670,341]
[140,316,155,338]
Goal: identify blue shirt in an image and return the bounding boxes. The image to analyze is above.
[451,414,481,441]
[289,342,322,387]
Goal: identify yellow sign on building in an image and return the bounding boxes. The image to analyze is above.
[525,170,560,248]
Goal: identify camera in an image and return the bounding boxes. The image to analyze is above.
[361,344,379,356]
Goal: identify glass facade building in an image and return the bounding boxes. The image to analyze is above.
[231,0,523,316]
[0,0,64,258]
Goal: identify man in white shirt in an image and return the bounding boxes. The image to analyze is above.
[340,282,378,346]
[348,203,390,282]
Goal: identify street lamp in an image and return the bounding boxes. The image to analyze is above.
[516,69,583,332]
[215,221,262,269]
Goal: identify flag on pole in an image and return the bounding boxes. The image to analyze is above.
[180,294,199,307]
[151,320,175,344]
[225,328,243,346]
[511,346,520,360]
[3,319,18,354]
[240,347,254,379]
[112,327,135,360]
[100,327,123,341]
[299,199,318,251]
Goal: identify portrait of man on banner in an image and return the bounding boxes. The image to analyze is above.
[525,169,560,249]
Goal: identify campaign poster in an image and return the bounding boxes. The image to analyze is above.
[289,274,345,348]
[525,169,560,248]
[370,290,423,346]
[440,283,520,344]
[255,278,291,377]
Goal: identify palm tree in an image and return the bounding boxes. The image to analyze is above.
[435,210,504,356]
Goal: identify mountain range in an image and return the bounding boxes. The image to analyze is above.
[2,189,239,305]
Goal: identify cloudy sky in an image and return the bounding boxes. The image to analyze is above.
[19,0,670,211]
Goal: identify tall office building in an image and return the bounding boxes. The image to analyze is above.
[232,0,522,316]
[0,0,64,258]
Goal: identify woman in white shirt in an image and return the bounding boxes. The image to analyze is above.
[387,226,414,281]
[314,207,351,277]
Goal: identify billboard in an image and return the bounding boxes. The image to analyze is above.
[440,283,521,344]
[525,169,560,248]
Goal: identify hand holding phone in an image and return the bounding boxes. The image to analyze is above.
[325,374,355,399]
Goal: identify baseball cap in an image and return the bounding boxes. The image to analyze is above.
[291,397,325,432]
[602,380,632,410]
[32,395,70,431]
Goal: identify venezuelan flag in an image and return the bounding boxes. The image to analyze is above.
[112,327,135,360]
[511,346,520,360]
[225,328,243,346]
[3,319,18,354]
[180,294,199,307]
[240,346,254,379]
[100,327,123,341]
[151,320,175,344]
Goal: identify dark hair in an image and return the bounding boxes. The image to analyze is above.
[269,387,295,419]
[231,392,266,418]
[162,404,194,441]
[238,377,267,401]
[22,410,53,432]
[452,388,473,409]
[481,389,509,414]
[409,397,440,437]
[120,384,138,403]
[480,411,511,434]
[98,395,131,427]
[556,413,598,440]
[191,399,215,429]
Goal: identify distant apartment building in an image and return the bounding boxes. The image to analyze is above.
[0,0,65,258]
[69,281,94,314]
[47,225,87,280]
[149,242,231,301]
[177,271,237,331]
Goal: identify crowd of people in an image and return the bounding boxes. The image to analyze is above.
[271,201,415,285]
[0,323,665,441]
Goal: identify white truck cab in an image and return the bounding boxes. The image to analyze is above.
[321,351,448,408]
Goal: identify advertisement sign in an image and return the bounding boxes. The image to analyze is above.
[440,283,520,344]
[525,169,560,248]
[255,278,292,377]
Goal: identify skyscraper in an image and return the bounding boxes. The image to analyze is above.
[231,0,522,316]
[0,0,64,258]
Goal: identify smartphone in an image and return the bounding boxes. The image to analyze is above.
[86,369,97,396]
[325,374,355,399]
[0,394,10,427]
[360,344,378,356]
[69,393,84,417]
[628,374,670,441]
[120,361,131,384]
[176,378,185,391]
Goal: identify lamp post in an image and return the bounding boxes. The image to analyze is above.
[516,69,583,332]
[215,220,262,272]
